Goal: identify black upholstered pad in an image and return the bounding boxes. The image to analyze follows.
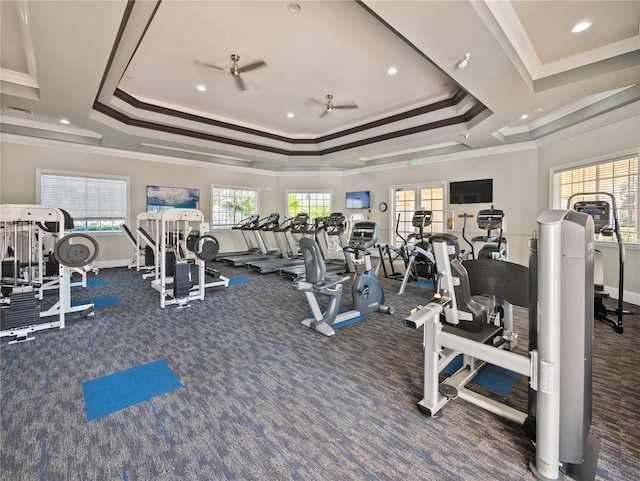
[462,259,529,308]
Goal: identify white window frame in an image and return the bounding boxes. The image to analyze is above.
[549,149,639,245]
[211,184,259,229]
[285,190,333,219]
[36,169,129,234]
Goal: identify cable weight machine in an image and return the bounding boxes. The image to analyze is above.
[1,205,98,343]
[151,208,228,308]
[406,209,600,480]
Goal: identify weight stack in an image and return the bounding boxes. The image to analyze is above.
[1,287,41,330]
[144,246,155,267]
[2,259,19,279]
[174,261,191,298]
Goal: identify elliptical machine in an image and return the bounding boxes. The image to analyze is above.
[377,210,436,294]
[296,221,394,337]
[461,206,508,261]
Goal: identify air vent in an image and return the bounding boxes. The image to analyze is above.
[3,106,33,115]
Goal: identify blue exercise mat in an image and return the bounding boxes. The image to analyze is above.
[82,359,182,421]
[72,296,119,308]
[442,354,520,396]
[228,277,252,286]
[72,278,105,288]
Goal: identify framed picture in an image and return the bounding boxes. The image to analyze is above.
[146,185,199,212]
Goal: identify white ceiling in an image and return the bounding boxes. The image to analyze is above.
[1,0,639,171]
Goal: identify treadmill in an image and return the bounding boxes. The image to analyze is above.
[214,213,262,261]
[222,213,282,266]
[280,216,326,280]
[322,212,356,274]
[280,213,355,280]
[247,213,310,274]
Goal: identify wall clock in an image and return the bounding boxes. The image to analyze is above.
[378,202,388,212]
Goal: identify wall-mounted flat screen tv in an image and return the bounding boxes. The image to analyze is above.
[449,179,493,204]
[346,191,371,209]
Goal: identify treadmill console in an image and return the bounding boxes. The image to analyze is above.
[326,213,347,235]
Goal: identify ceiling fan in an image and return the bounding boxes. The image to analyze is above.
[196,54,267,91]
[314,94,359,118]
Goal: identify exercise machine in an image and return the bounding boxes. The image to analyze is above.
[135,212,160,280]
[378,209,436,295]
[318,212,356,274]
[568,192,627,333]
[222,213,281,266]
[1,205,97,343]
[247,213,310,274]
[377,213,408,281]
[460,206,508,260]
[280,214,356,280]
[405,209,599,480]
[399,209,436,294]
[296,221,394,336]
[214,213,261,260]
[151,208,227,308]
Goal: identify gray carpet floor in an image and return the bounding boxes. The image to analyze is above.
[1,260,639,481]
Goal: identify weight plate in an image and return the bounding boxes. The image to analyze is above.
[54,233,99,268]
[194,235,219,261]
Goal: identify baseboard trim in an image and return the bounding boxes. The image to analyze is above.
[603,286,640,307]
[95,259,132,269]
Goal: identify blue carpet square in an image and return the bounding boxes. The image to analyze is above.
[228,277,251,286]
[82,359,182,421]
[72,278,105,288]
[416,280,434,289]
[442,354,520,396]
[72,296,119,308]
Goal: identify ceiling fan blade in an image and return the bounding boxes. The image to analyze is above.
[309,98,326,106]
[235,75,247,91]
[334,104,358,110]
[195,60,225,71]
[238,60,267,73]
[319,109,329,118]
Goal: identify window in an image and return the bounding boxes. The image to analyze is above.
[211,186,258,228]
[393,184,445,247]
[38,171,127,232]
[287,191,332,219]
[551,154,638,243]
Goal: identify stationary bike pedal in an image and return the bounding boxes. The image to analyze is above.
[438,384,458,400]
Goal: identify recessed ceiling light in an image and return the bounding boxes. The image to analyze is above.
[571,21,591,33]
[287,112,294,118]
[288,3,301,14]
[387,67,397,75]
[520,114,529,120]
[196,85,207,92]
[60,119,70,124]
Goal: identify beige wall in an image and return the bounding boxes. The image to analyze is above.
[345,148,539,266]
[537,114,640,300]
[1,118,638,301]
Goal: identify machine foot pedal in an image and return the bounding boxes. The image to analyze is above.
[439,384,458,400]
